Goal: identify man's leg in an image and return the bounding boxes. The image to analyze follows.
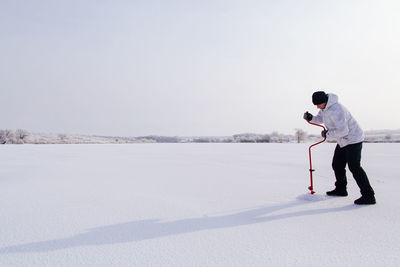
[327,144,348,196]
[345,142,375,197]
[332,144,348,190]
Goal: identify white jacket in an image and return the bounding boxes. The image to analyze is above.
[311,94,364,148]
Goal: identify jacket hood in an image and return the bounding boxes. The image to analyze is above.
[325,93,338,110]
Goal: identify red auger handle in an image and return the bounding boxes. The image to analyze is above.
[307,120,327,145]
[307,120,327,131]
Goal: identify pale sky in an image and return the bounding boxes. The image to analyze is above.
[1,0,399,136]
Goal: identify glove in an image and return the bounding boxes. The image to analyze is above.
[303,111,313,121]
[321,129,328,138]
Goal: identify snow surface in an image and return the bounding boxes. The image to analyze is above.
[0,143,399,267]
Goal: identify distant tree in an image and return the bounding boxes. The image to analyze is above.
[271,131,279,137]
[232,133,271,143]
[137,135,180,143]
[270,131,283,143]
[15,129,30,143]
[258,134,271,143]
[0,129,16,144]
[233,133,256,143]
[193,138,210,143]
[295,129,307,143]
[58,134,67,143]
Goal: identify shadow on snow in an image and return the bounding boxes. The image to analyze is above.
[0,195,361,254]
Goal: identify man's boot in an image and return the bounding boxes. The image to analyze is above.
[326,188,348,197]
[354,195,376,205]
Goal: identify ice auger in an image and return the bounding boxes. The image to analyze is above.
[307,120,326,194]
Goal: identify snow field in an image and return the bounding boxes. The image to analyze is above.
[0,143,399,266]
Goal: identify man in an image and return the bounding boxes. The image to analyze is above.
[303,91,376,205]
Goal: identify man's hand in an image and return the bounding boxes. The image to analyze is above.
[321,129,328,138]
[303,111,313,121]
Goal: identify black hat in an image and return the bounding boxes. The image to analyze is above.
[312,91,328,105]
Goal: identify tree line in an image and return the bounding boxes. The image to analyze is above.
[0,129,312,144]
[0,129,30,144]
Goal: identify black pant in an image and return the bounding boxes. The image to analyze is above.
[332,142,375,196]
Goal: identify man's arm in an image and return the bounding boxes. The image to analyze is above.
[310,111,323,124]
